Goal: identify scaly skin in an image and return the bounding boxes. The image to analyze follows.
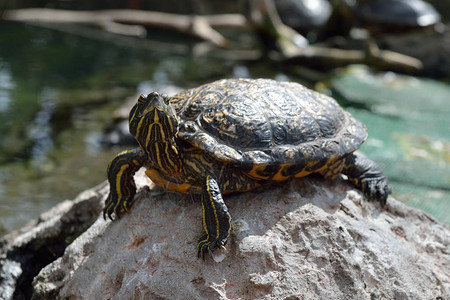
[343,152,391,206]
[196,176,231,260]
[104,148,146,220]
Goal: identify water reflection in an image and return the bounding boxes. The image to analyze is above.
[0,90,11,113]
[0,22,271,232]
[0,65,15,116]
[0,21,448,234]
[29,88,57,168]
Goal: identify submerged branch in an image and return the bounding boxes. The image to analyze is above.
[279,44,423,73]
[250,0,423,73]
[2,8,249,47]
[2,7,424,74]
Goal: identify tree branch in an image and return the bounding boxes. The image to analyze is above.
[2,8,249,47]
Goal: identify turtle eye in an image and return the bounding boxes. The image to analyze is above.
[138,94,147,104]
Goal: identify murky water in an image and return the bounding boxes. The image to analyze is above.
[0,22,279,233]
[322,68,450,223]
[0,22,448,234]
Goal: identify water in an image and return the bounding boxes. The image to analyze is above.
[322,68,450,223]
[0,23,159,231]
[0,22,278,233]
[0,22,448,234]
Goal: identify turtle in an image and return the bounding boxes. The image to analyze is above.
[354,0,441,31]
[323,0,440,39]
[275,0,332,34]
[103,78,391,259]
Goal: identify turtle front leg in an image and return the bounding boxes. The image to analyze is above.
[342,152,391,206]
[197,176,231,260]
[104,148,147,220]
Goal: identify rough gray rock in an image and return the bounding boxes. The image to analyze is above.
[0,183,106,300]
[28,170,449,299]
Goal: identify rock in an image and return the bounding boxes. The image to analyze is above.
[0,183,107,300]
[24,170,450,299]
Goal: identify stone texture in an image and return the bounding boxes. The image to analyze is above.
[0,182,107,300]
[30,171,449,299]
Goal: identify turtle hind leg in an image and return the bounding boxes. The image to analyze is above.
[342,152,391,206]
[197,176,231,260]
[104,148,147,220]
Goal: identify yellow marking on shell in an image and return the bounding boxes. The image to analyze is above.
[115,164,129,199]
[271,172,289,181]
[247,164,271,180]
[245,182,254,191]
[293,169,313,178]
[320,159,344,180]
[294,162,329,178]
[145,169,193,194]
[271,164,293,181]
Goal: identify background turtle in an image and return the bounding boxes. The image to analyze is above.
[104,78,391,259]
[275,0,332,34]
[323,0,440,39]
[355,0,441,31]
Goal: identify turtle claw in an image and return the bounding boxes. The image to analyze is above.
[361,177,391,206]
[343,153,392,207]
[103,193,133,221]
[197,234,228,261]
[196,176,231,261]
[104,148,144,221]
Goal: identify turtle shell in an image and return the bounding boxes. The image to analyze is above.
[275,0,332,32]
[170,78,367,166]
[356,0,440,28]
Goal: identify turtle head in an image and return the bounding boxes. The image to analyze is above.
[129,92,179,143]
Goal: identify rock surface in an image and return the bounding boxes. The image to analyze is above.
[23,170,450,299]
[0,182,106,300]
